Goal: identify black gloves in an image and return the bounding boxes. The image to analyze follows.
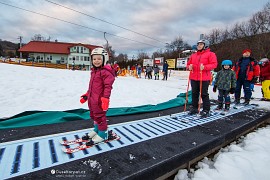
[251,76,259,84]
[213,85,217,92]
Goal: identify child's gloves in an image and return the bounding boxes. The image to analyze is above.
[80,93,88,104]
[213,85,217,92]
[101,97,109,111]
[251,76,259,83]
[230,88,235,94]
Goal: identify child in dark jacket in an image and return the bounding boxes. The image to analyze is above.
[146,64,153,79]
[80,48,115,145]
[213,60,236,110]
[153,64,160,80]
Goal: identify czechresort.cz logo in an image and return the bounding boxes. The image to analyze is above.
[51,169,86,178]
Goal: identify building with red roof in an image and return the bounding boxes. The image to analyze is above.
[19,41,102,70]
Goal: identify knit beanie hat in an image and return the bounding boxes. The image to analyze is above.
[242,49,252,54]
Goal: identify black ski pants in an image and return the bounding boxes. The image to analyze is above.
[218,89,230,104]
[163,71,168,80]
[191,80,210,112]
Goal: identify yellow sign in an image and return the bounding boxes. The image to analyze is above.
[166,59,175,68]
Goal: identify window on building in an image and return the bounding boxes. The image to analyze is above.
[80,56,83,61]
[87,57,90,61]
[84,56,87,61]
[81,47,83,53]
[84,47,86,51]
[76,56,79,60]
[50,55,52,60]
[77,47,79,53]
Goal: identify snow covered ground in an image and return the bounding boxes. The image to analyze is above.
[175,126,270,180]
[0,63,188,118]
[0,63,269,180]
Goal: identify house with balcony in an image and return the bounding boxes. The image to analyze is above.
[18,41,101,70]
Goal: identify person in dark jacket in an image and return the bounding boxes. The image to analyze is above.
[146,64,152,79]
[232,49,260,105]
[80,48,115,145]
[162,61,169,80]
[153,64,160,80]
[213,60,236,111]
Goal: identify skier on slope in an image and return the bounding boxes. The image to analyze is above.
[80,47,115,145]
[186,39,218,118]
[213,60,236,111]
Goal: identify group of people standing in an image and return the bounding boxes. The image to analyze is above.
[78,39,269,145]
[144,61,169,80]
[187,39,269,118]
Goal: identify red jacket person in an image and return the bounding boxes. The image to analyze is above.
[80,47,115,145]
[187,39,217,118]
[232,49,260,105]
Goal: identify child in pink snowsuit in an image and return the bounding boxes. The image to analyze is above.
[80,48,115,145]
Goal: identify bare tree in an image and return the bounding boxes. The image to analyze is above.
[221,28,232,41]
[0,44,3,56]
[103,43,116,62]
[137,50,149,60]
[31,34,54,42]
[31,34,45,41]
[114,53,128,62]
[152,49,164,59]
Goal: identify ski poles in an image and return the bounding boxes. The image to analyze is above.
[198,68,203,114]
[184,71,191,112]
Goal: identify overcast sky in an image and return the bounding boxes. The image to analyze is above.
[0,0,269,57]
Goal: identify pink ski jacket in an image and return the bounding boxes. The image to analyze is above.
[87,65,115,112]
[187,48,217,81]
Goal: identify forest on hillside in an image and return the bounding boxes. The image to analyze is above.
[0,40,18,57]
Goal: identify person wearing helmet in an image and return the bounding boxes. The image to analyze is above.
[259,58,270,101]
[80,47,115,145]
[213,60,236,111]
[187,39,217,118]
[232,49,260,105]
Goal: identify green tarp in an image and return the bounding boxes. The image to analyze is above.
[0,91,191,129]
